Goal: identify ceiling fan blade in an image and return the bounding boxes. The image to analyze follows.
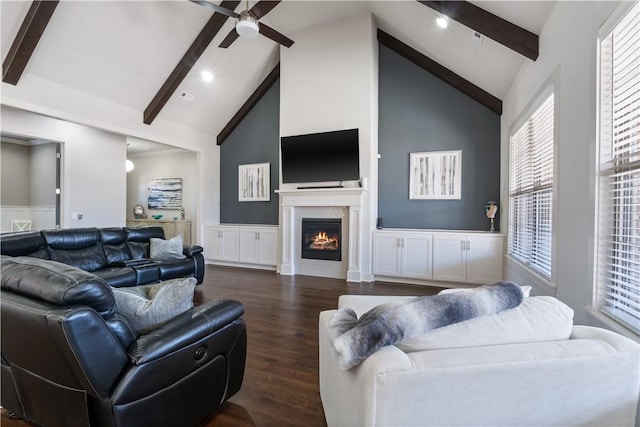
[219,28,240,48]
[190,0,239,18]
[258,22,294,48]
[249,1,281,20]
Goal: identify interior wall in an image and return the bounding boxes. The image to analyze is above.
[126,150,198,224]
[378,44,501,231]
[500,1,620,327]
[30,142,57,206]
[280,13,378,280]
[1,141,30,206]
[1,106,127,228]
[219,79,280,225]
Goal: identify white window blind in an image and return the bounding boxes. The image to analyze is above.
[508,93,554,279]
[597,3,640,333]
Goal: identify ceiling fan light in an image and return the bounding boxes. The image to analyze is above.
[236,12,259,38]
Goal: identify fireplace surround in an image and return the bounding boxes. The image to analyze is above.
[276,187,365,281]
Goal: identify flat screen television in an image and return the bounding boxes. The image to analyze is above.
[281,128,360,185]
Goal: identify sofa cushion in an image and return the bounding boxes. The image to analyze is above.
[0,256,115,317]
[0,231,50,259]
[49,245,108,272]
[127,241,150,259]
[125,226,165,242]
[103,242,132,265]
[100,228,127,245]
[42,228,101,250]
[112,277,196,334]
[396,296,574,353]
[150,236,186,262]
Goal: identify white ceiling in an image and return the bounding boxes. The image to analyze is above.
[1,1,556,141]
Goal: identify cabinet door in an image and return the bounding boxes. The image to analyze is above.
[239,230,259,263]
[402,234,432,279]
[466,235,504,284]
[204,227,222,260]
[432,234,466,282]
[219,228,240,261]
[257,229,278,265]
[373,234,402,277]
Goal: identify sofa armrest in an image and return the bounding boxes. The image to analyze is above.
[127,299,244,364]
[111,299,246,405]
[183,245,203,258]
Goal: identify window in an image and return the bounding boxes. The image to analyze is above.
[596,3,639,333]
[508,91,555,279]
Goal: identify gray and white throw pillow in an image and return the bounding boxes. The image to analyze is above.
[150,235,186,262]
[112,277,196,334]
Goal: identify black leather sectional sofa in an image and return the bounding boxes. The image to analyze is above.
[0,226,204,287]
[1,254,246,427]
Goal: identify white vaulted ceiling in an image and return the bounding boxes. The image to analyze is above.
[1,1,556,138]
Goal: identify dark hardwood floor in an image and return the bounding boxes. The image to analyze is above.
[1,265,444,427]
[196,266,443,426]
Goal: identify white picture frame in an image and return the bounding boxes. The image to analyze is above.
[409,150,462,200]
[239,163,270,202]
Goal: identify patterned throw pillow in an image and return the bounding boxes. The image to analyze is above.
[112,277,196,334]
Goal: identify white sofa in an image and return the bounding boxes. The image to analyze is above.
[319,295,640,427]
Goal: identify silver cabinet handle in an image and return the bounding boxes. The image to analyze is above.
[466,240,470,250]
[461,240,465,250]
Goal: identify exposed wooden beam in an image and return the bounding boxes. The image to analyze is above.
[2,1,59,85]
[417,1,539,61]
[144,0,240,125]
[217,63,280,145]
[377,29,502,115]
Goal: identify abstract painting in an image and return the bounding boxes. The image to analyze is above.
[409,150,462,200]
[148,178,183,209]
[239,163,270,202]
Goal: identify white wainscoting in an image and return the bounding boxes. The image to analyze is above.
[1,206,56,232]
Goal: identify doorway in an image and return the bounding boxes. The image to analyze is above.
[1,133,62,231]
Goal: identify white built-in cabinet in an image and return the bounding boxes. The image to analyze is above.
[238,228,278,266]
[204,225,278,268]
[373,229,504,285]
[204,226,239,262]
[372,232,432,280]
[432,233,504,284]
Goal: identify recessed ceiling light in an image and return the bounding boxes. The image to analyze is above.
[201,70,214,82]
[436,16,448,29]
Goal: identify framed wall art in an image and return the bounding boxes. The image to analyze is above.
[148,177,183,209]
[239,163,270,202]
[409,150,462,200]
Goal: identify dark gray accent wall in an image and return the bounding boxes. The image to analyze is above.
[220,79,279,225]
[378,45,501,231]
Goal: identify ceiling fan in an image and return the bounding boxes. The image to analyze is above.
[191,0,294,48]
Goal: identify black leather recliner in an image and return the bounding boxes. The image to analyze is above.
[1,256,247,427]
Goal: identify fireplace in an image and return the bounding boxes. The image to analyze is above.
[301,218,341,261]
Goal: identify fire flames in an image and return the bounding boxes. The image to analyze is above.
[309,231,338,250]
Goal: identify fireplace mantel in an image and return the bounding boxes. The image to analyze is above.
[276,187,365,207]
[276,187,366,282]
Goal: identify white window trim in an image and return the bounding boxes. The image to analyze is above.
[592,1,640,334]
[507,68,560,289]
